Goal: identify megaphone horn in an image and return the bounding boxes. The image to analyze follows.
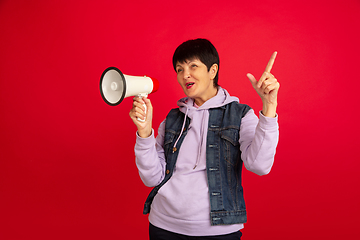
[100,67,159,121]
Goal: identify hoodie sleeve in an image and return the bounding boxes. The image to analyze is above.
[239,109,279,176]
[134,120,167,187]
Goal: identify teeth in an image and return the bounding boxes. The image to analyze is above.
[187,83,194,86]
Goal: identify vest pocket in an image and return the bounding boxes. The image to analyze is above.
[220,128,239,146]
[163,130,176,155]
[220,128,240,166]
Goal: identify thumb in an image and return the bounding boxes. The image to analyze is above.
[143,97,153,118]
[144,97,152,110]
[247,73,257,87]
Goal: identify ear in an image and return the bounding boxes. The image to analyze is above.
[209,63,218,80]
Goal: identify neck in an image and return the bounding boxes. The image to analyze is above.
[194,87,218,106]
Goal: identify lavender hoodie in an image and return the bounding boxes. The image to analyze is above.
[135,87,279,236]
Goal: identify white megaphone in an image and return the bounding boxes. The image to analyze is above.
[100,66,159,122]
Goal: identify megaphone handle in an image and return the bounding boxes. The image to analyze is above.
[137,93,148,122]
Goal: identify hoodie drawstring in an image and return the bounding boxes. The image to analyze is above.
[172,106,189,153]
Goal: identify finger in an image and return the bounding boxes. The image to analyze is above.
[143,97,151,106]
[129,108,142,121]
[130,111,145,122]
[247,73,257,87]
[136,111,146,121]
[263,81,279,94]
[261,74,276,88]
[143,98,152,113]
[262,77,279,93]
[258,72,273,88]
[133,96,145,105]
[261,74,276,86]
[265,51,277,73]
[132,98,147,115]
[133,101,146,112]
[130,105,145,119]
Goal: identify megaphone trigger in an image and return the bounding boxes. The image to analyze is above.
[136,93,148,122]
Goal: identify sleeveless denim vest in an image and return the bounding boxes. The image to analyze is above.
[143,101,251,226]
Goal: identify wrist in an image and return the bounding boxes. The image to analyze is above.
[262,102,277,118]
[137,127,152,138]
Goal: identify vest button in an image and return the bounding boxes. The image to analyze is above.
[172,147,177,152]
[166,170,170,174]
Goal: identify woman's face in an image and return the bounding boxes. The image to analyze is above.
[175,58,218,106]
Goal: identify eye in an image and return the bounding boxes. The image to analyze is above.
[191,64,198,68]
[176,68,183,73]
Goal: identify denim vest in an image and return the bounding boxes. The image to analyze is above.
[143,101,251,226]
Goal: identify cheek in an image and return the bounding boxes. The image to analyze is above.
[177,77,185,89]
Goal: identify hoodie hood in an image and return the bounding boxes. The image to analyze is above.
[177,87,239,115]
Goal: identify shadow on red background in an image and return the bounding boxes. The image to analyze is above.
[1,0,359,239]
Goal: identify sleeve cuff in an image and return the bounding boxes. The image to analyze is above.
[258,111,279,130]
[135,129,155,148]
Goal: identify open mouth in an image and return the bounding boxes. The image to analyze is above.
[186,82,195,89]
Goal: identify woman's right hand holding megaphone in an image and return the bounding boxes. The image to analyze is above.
[129,96,153,138]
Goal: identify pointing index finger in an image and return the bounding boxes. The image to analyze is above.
[265,51,277,73]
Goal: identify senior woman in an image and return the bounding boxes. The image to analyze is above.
[129,38,279,240]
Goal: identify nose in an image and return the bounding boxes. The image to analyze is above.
[183,68,191,79]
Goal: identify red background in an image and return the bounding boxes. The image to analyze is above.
[1,0,359,239]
